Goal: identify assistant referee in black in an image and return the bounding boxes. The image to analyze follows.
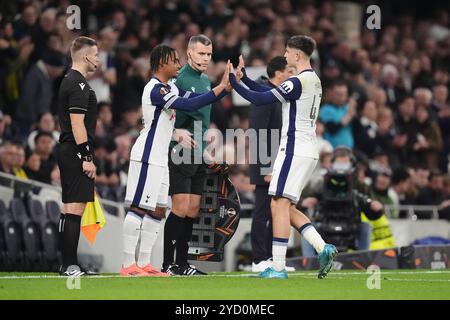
[57,36,100,276]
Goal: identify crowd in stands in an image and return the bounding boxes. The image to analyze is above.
[0,0,449,219]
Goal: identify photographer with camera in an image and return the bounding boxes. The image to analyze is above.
[299,147,395,256]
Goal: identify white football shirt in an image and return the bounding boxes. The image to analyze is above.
[271,69,322,159]
[130,77,179,165]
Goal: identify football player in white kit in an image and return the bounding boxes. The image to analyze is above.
[120,45,230,276]
[229,35,338,279]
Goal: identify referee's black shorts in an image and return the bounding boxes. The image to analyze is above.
[169,155,207,196]
[58,142,95,203]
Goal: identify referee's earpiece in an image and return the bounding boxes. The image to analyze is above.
[188,52,202,69]
[86,56,97,69]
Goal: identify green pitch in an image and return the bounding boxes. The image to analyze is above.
[0,270,449,300]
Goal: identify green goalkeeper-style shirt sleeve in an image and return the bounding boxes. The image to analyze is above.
[172,63,212,155]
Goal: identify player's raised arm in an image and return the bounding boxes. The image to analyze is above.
[229,61,302,106]
[237,55,273,92]
[240,68,273,92]
[154,68,229,112]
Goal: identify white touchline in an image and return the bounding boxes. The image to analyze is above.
[1,270,450,280]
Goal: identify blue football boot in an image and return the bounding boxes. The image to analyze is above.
[258,267,288,279]
[318,244,338,279]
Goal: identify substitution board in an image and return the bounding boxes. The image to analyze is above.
[187,170,241,262]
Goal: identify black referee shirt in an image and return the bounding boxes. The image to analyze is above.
[58,69,97,145]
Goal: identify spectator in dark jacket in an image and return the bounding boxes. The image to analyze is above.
[374,107,396,163]
[0,19,35,115]
[12,4,39,41]
[431,84,450,171]
[414,105,443,169]
[0,141,15,174]
[15,49,66,136]
[26,111,59,150]
[94,138,119,187]
[30,8,57,63]
[96,102,115,141]
[393,96,417,166]
[390,168,417,218]
[23,151,41,181]
[372,170,395,208]
[416,170,446,219]
[353,100,379,157]
[33,131,57,184]
[112,57,148,119]
[380,64,407,108]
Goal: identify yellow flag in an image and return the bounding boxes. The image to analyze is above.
[81,192,106,245]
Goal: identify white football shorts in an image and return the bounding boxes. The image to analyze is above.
[268,153,318,205]
[124,160,169,211]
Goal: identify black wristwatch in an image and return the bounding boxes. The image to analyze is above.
[77,142,93,162]
[83,154,94,162]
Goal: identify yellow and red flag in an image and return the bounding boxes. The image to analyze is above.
[81,192,106,245]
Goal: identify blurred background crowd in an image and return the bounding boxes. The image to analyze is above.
[0,0,449,219]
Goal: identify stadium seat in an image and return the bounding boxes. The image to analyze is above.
[45,200,61,225]
[3,222,24,271]
[10,198,43,271]
[45,200,62,267]
[1,200,24,271]
[10,198,31,224]
[40,221,60,271]
[27,199,47,226]
[28,199,60,270]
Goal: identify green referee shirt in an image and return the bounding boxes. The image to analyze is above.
[172,63,212,155]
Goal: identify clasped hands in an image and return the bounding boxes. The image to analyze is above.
[217,55,246,92]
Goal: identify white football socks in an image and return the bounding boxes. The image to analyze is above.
[272,238,289,272]
[122,212,143,268]
[301,224,326,254]
[137,214,161,267]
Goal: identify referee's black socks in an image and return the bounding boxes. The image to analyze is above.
[58,214,66,266]
[176,217,194,266]
[60,213,82,267]
[163,212,184,268]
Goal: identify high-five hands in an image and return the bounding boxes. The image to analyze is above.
[220,60,232,92]
[226,59,235,75]
[212,61,231,96]
[236,55,245,82]
[217,58,242,93]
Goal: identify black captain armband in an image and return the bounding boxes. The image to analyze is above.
[77,142,93,162]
